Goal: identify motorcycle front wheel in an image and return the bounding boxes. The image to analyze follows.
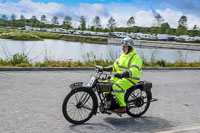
[125,88,152,117]
[62,87,98,124]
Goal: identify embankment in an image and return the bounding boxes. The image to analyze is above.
[108,38,200,51]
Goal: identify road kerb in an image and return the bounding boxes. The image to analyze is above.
[0,67,200,71]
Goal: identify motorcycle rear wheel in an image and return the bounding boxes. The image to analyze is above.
[62,87,98,124]
[125,88,152,117]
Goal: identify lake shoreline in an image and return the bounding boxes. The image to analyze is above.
[108,38,200,51]
[1,30,200,50]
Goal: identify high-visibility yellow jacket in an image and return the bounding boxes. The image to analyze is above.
[113,48,142,84]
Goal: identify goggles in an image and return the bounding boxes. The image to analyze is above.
[121,39,130,46]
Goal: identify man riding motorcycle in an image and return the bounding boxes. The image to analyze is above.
[97,37,143,113]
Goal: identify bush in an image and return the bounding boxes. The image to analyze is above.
[73,61,84,67]
[34,62,48,67]
[10,53,30,66]
[0,56,200,68]
[0,58,10,67]
[173,62,186,67]
[16,63,32,67]
[156,60,166,67]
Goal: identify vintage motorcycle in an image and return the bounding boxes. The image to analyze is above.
[62,66,157,124]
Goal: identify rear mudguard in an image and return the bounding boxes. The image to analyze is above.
[125,80,153,99]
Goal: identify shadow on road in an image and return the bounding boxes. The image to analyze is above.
[69,123,116,133]
[104,116,174,132]
[69,116,174,133]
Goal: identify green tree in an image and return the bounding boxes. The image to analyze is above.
[79,16,86,30]
[89,26,95,31]
[30,16,38,27]
[52,16,59,25]
[62,16,72,30]
[178,15,187,27]
[189,30,198,37]
[92,16,101,31]
[176,15,188,35]
[193,25,198,30]
[40,15,47,28]
[11,14,16,21]
[127,16,135,27]
[150,26,159,34]
[19,15,26,28]
[107,17,116,32]
[1,15,8,20]
[154,14,164,27]
[41,15,47,23]
[20,15,25,20]
[0,15,8,26]
[176,25,187,35]
[159,22,170,34]
[11,14,16,27]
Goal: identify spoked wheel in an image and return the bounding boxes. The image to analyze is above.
[62,87,98,124]
[125,88,152,117]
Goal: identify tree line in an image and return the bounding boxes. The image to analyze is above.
[0,13,200,36]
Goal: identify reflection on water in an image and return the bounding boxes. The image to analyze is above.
[0,39,200,63]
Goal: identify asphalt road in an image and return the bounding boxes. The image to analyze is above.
[0,70,200,133]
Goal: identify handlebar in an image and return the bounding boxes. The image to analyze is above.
[94,65,116,81]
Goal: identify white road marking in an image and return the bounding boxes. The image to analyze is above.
[156,125,200,133]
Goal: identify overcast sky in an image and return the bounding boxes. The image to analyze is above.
[0,0,200,29]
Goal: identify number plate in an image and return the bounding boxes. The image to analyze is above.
[87,76,96,87]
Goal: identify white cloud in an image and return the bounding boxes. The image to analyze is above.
[74,3,109,17]
[0,0,200,29]
[70,3,109,27]
[135,10,155,27]
[0,0,69,23]
[157,8,200,29]
[186,15,200,29]
[156,8,183,28]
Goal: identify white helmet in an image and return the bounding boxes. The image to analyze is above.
[121,37,134,47]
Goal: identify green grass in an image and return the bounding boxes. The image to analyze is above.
[25,31,63,40]
[0,29,108,43]
[60,34,107,44]
[0,32,43,41]
[0,27,10,34]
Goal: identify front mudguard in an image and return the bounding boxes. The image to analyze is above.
[70,85,99,115]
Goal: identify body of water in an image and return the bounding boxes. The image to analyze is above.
[0,39,200,63]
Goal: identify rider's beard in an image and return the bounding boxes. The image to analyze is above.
[123,48,129,54]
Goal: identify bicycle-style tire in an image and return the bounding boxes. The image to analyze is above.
[125,88,152,117]
[62,87,98,124]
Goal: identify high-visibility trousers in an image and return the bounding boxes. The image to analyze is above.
[108,77,136,107]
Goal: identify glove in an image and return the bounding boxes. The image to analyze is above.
[114,73,122,79]
[114,71,129,79]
